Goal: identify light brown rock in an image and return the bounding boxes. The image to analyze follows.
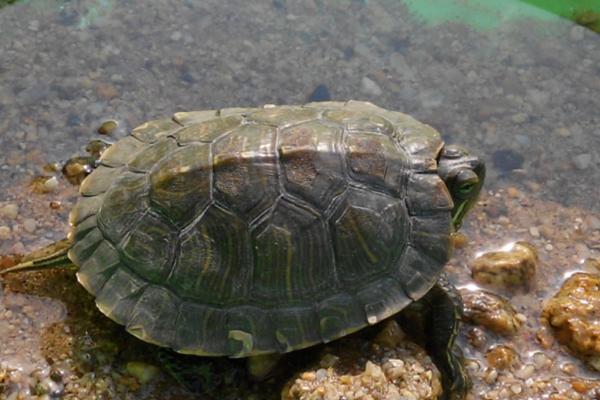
[461,289,524,335]
[470,241,538,289]
[542,273,600,370]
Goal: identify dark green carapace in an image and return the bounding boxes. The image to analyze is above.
[1,101,484,399]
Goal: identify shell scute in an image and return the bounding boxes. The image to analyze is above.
[343,132,409,196]
[127,285,180,347]
[247,106,320,127]
[356,277,411,325]
[324,110,394,136]
[119,212,177,284]
[69,195,104,225]
[127,137,178,172]
[173,110,218,126]
[174,302,228,356]
[397,246,442,300]
[76,240,120,294]
[272,307,321,352]
[80,165,123,196]
[97,172,148,244]
[149,143,212,225]
[329,188,408,286]
[174,115,242,144]
[410,213,453,263]
[251,198,334,304]
[316,292,365,342]
[406,173,453,214]
[99,136,146,167]
[278,120,346,210]
[213,123,278,220]
[95,268,147,325]
[131,118,181,143]
[227,306,275,357]
[168,205,251,304]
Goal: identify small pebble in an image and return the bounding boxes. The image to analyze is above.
[361,76,383,96]
[23,218,37,233]
[515,364,535,379]
[97,120,118,135]
[507,187,520,198]
[573,153,592,170]
[43,176,59,192]
[510,113,528,123]
[0,225,10,240]
[96,83,119,100]
[1,203,19,219]
[529,226,540,238]
[125,361,160,385]
[451,232,468,248]
[301,372,316,381]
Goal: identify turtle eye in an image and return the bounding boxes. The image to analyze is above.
[453,169,479,198]
[457,181,476,197]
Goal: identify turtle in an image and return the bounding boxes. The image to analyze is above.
[1,100,484,399]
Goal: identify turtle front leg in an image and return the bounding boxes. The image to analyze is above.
[397,275,470,400]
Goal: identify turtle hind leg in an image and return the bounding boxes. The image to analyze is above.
[398,275,470,400]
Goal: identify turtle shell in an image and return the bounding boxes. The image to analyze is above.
[67,100,453,358]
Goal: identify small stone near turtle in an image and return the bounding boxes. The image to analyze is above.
[0,225,10,240]
[485,345,518,370]
[361,76,383,96]
[42,176,59,192]
[23,218,37,233]
[373,320,406,349]
[97,120,118,135]
[573,153,592,170]
[96,83,119,100]
[451,232,468,249]
[470,241,538,289]
[125,361,160,385]
[542,272,600,370]
[0,203,19,220]
[514,364,535,380]
[535,326,555,349]
[61,156,95,185]
[85,140,111,158]
[532,352,553,370]
[506,187,520,198]
[465,327,487,348]
[461,289,524,335]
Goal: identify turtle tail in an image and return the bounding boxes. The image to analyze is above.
[0,238,75,276]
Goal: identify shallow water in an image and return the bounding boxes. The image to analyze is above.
[0,0,599,399]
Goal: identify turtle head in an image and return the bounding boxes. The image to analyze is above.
[438,145,485,230]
